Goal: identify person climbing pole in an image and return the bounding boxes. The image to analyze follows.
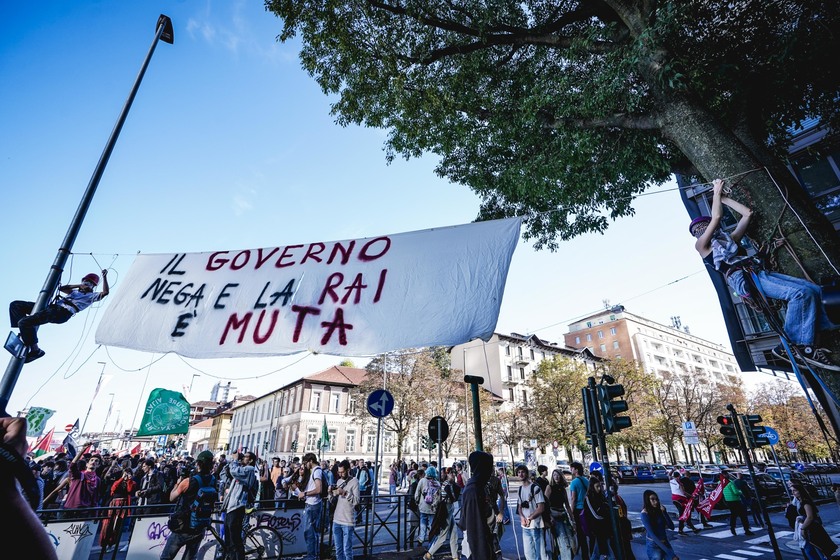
[689,178,840,371]
[9,270,109,363]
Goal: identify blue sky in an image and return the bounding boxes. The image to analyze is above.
[1,1,745,439]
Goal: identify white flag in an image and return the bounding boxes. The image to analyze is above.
[96,218,521,358]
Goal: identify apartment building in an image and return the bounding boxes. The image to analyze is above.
[564,305,741,385]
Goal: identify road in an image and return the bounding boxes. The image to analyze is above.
[494,479,840,560]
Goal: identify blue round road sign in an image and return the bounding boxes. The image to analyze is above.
[367,389,394,418]
[589,461,603,475]
[760,426,780,445]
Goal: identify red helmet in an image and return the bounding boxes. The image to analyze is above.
[82,273,100,287]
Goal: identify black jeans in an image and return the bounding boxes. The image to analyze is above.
[10,300,72,346]
[727,500,751,532]
[224,507,247,560]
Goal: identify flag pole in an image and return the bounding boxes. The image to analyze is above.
[0,15,173,416]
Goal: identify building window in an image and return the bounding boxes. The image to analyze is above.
[600,344,606,352]
[505,346,511,356]
[310,391,322,412]
[366,433,376,453]
[586,321,592,327]
[609,314,616,321]
[586,334,592,342]
[328,429,337,452]
[613,341,620,349]
[507,366,512,380]
[508,388,514,401]
[610,327,617,335]
[348,396,357,415]
[522,391,528,405]
[530,349,535,359]
[330,392,340,413]
[519,367,525,379]
[517,347,523,359]
[346,430,356,453]
[598,330,604,339]
[305,428,318,451]
[575,336,580,344]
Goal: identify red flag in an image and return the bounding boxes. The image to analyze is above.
[31,427,55,457]
[678,476,705,521]
[130,443,141,455]
[696,474,729,520]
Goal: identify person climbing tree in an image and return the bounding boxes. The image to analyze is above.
[689,179,840,371]
[9,270,109,363]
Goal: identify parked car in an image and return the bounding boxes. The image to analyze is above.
[765,467,819,499]
[614,465,637,483]
[634,464,654,482]
[651,464,669,481]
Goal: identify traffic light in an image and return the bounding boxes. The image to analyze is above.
[291,439,298,451]
[420,435,436,451]
[596,382,632,433]
[717,415,741,448]
[741,414,769,448]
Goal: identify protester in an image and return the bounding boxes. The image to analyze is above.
[516,464,547,560]
[9,270,109,362]
[221,451,258,560]
[723,471,754,536]
[791,483,837,560]
[0,417,58,560]
[610,480,636,560]
[669,470,699,534]
[100,467,137,549]
[457,451,497,560]
[549,468,577,560]
[415,465,441,547]
[640,490,679,560]
[299,452,325,560]
[423,467,461,560]
[61,445,102,518]
[159,450,216,560]
[569,462,590,560]
[331,460,359,560]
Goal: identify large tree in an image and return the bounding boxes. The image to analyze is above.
[266,0,840,424]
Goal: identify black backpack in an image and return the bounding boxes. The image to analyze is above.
[314,467,329,499]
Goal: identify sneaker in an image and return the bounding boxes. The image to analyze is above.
[800,346,840,371]
[25,348,45,363]
[745,530,755,536]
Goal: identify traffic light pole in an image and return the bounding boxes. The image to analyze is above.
[581,386,599,462]
[727,405,782,560]
[588,376,623,560]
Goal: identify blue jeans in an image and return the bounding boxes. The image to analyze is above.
[523,527,544,560]
[419,512,434,543]
[159,530,203,560]
[390,483,397,502]
[304,502,323,560]
[332,522,354,560]
[728,269,834,345]
[645,538,674,560]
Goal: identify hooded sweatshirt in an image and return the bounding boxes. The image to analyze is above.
[457,451,495,559]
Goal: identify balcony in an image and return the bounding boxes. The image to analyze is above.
[514,355,531,365]
[503,376,520,384]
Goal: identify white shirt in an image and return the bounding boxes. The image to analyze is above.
[518,483,546,530]
[304,467,323,505]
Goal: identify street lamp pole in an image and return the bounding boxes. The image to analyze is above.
[0,15,174,416]
[101,393,115,436]
[81,362,107,436]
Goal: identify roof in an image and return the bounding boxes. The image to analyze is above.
[498,332,601,361]
[303,365,368,386]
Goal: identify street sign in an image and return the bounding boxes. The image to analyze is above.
[682,428,700,445]
[787,440,797,451]
[552,440,559,449]
[759,427,780,446]
[682,421,695,430]
[366,389,394,418]
[589,461,603,476]
[428,416,450,443]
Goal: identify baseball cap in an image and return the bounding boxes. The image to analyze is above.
[197,450,214,464]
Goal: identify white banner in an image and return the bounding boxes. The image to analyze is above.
[96,218,521,358]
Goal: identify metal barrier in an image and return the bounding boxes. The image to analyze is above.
[39,494,412,559]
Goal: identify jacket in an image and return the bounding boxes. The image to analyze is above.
[222,459,257,513]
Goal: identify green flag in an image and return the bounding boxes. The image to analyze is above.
[136,388,190,436]
[321,417,330,451]
[26,407,56,438]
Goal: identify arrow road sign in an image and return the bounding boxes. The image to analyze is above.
[366,389,394,418]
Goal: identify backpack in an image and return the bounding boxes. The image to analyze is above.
[424,478,441,505]
[189,474,218,530]
[314,467,329,499]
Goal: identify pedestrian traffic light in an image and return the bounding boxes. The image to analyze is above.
[717,415,741,448]
[741,414,769,449]
[596,382,632,433]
